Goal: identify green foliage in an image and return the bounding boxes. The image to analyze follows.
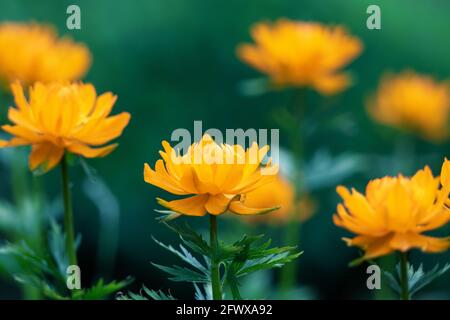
[383,262,450,299]
[0,222,131,300]
[146,220,301,300]
[117,286,176,300]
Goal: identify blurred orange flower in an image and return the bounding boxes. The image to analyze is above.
[0,82,130,172]
[241,175,316,225]
[144,134,278,217]
[367,71,450,141]
[237,19,362,95]
[0,22,91,86]
[333,159,450,261]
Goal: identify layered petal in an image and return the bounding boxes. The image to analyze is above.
[0,81,130,172]
[334,159,450,261]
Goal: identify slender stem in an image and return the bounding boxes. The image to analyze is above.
[279,88,307,292]
[399,252,409,300]
[209,214,222,300]
[280,219,301,290]
[61,154,78,266]
[229,277,243,300]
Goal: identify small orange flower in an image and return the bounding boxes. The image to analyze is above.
[0,82,130,172]
[241,175,316,225]
[0,22,91,86]
[237,19,362,95]
[333,159,450,261]
[144,134,278,217]
[367,71,450,141]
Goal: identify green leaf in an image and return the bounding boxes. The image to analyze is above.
[153,237,208,274]
[116,285,176,300]
[409,263,450,297]
[155,209,182,222]
[72,277,134,300]
[193,283,212,300]
[383,262,450,299]
[151,262,209,283]
[164,222,210,256]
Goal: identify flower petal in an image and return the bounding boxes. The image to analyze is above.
[67,142,117,158]
[156,194,209,216]
[205,194,232,215]
[229,199,279,215]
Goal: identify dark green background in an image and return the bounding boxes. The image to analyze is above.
[0,0,449,299]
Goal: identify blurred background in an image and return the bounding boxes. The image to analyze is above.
[0,0,449,299]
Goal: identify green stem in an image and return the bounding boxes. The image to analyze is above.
[61,154,78,267]
[229,277,242,300]
[399,252,409,300]
[209,214,222,300]
[279,88,307,293]
[280,220,301,291]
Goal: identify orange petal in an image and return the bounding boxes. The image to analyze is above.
[440,158,450,188]
[29,143,63,172]
[143,162,189,195]
[10,81,29,111]
[0,137,29,147]
[67,142,117,158]
[156,194,209,216]
[361,234,395,260]
[313,73,351,95]
[205,194,231,215]
[229,200,279,215]
[390,232,450,253]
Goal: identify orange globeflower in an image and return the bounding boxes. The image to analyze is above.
[0,82,130,172]
[367,71,450,141]
[241,175,315,225]
[144,135,278,217]
[333,159,450,262]
[237,19,362,95]
[0,22,91,86]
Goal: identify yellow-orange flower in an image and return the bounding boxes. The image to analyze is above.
[367,71,450,141]
[144,135,278,217]
[333,159,450,261]
[0,22,91,86]
[237,19,363,95]
[241,175,316,225]
[0,82,130,172]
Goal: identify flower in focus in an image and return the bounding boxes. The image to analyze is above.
[0,81,131,172]
[237,19,363,95]
[144,134,279,217]
[367,71,450,141]
[333,159,450,261]
[241,175,316,225]
[0,22,91,86]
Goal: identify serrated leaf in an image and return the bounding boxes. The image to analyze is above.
[383,262,450,299]
[409,263,450,297]
[151,262,209,283]
[72,277,133,300]
[153,237,207,274]
[164,222,210,256]
[116,286,176,300]
[193,283,212,301]
[155,209,182,222]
